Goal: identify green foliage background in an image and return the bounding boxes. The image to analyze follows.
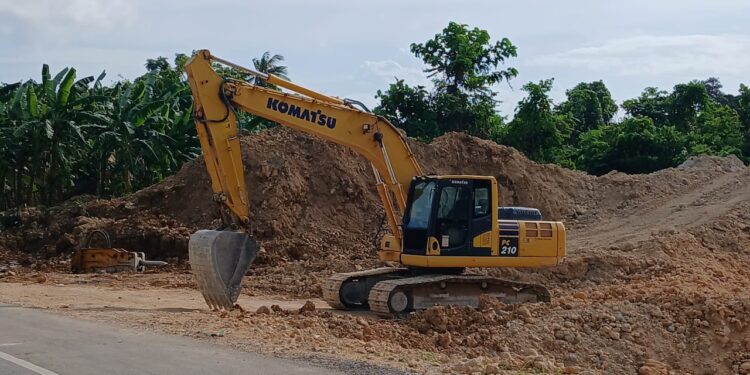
[0,54,277,210]
[2,22,749,212]
[375,23,750,175]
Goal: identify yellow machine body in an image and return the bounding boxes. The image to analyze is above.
[70,230,166,274]
[395,175,565,268]
[183,50,567,312]
[71,247,139,274]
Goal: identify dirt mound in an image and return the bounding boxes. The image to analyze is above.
[399,205,750,374]
[132,127,384,267]
[2,128,748,282]
[3,127,750,373]
[678,154,746,172]
[121,129,598,262]
[0,128,596,269]
[412,133,594,219]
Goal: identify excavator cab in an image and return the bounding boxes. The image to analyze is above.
[402,176,494,257]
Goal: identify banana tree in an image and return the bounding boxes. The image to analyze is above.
[90,75,183,195]
[0,56,203,209]
[24,65,101,205]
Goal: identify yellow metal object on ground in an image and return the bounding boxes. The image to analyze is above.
[71,248,141,273]
[70,230,166,274]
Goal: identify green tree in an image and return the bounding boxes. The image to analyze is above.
[669,81,711,132]
[10,65,103,205]
[145,57,171,72]
[374,80,437,140]
[251,51,289,88]
[577,117,685,175]
[737,84,750,160]
[410,21,517,96]
[688,104,743,157]
[240,51,291,131]
[90,56,198,196]
[622,87,671,127]
[0,82,22,207]
[500,79,571,163]
[432,90,504,140]
[737,84,750,130]
[376,22,516,140]
[556,80,617,138]
[0,54,200,210]
[701,77,732,107]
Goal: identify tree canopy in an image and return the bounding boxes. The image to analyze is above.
[556,81,617,138]
[375,22,516,141]
[409,21,518,96]
[2,21,750,213]
[500,79,571,164]
[0,51,287,210]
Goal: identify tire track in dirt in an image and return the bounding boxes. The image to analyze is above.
[570,169,750,251]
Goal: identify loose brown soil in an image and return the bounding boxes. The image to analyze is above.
[3,127,750,374]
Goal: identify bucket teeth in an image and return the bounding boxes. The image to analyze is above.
[189,230,258,310]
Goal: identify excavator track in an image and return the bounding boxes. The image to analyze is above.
[368,274,551,318]
[322,267,409,309]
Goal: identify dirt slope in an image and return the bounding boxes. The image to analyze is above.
[3,127,750,373]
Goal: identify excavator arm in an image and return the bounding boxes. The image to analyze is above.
[185,50,422,309]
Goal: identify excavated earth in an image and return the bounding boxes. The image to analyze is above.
[3,127,750,374]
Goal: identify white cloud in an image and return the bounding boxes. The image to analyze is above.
[0,0,135,32]
[361,59,430,87]
[531,34,750,76]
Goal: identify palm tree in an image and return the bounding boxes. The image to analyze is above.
[233,52,291,132]
[251,51,289,88]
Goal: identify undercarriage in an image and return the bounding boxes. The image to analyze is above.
[322,267,551,318]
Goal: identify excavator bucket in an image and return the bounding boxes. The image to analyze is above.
[189,230,258,310]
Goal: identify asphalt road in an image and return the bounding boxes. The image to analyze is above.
[0,304,342,375]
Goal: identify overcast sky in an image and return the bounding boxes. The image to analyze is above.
[1,0,749,116]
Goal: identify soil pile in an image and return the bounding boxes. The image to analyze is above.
[0,127,596,283]
[2,127,749,295]
[3,127,750,373]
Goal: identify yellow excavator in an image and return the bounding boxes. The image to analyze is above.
[185,50,566,318]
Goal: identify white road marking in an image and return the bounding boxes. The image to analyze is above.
[0,343,21,347]
[0,351,59,375]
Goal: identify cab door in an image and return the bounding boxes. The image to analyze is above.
[468,179,493,256]
[402,180,437,255]
[433,179,494,256]
[433,180,473,256]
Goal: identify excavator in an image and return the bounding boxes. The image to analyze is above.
[185,50,566,318]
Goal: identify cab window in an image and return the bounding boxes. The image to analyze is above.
[473,186,490,217]
[406,181,435,229]
[437,186,470,221]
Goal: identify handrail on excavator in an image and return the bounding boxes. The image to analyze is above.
[201,50,345,105]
